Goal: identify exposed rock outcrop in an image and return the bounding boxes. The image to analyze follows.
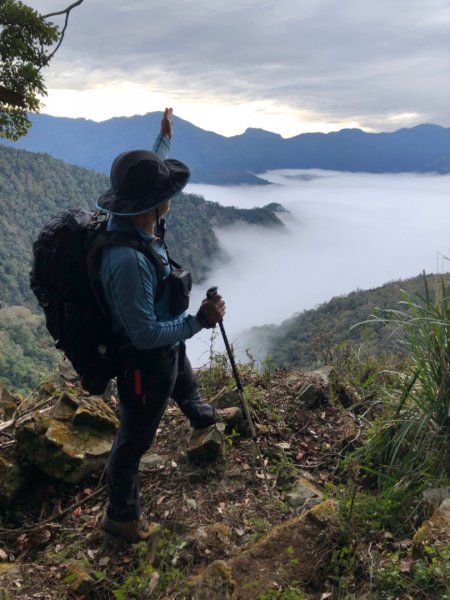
[412,498,450,558]
[15,392,118,484]
[187,423,226,461]
[296,366,356,408]
[286,475,323,511]
[193,500,338,599]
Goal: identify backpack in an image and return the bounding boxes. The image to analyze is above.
[30,207,168,395]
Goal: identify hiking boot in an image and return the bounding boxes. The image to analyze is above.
[100,513,161,543]
[215,406,243,429]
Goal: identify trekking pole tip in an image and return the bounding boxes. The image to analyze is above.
[206,286,218,298]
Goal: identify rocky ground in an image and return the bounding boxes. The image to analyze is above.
[0,364,448,599]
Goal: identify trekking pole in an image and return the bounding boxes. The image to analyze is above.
[207,286,268,481]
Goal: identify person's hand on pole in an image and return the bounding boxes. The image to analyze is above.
[196,294,226,328]
[160,107,173,139]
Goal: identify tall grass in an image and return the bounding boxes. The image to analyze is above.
[364,274,449,489]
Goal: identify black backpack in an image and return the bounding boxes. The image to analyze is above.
[30,207,168,395]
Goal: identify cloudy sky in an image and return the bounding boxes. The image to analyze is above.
[32,0,450,136]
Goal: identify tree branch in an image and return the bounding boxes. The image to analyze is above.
[42,0,85,64]
[42,0,85,20]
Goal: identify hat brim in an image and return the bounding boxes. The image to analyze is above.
[96,159,190,216]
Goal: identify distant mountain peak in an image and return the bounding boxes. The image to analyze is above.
[242,127,282,139]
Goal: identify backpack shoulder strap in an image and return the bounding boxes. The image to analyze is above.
[86,229,167,302]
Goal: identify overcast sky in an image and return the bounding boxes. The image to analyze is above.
[31,0,450,136]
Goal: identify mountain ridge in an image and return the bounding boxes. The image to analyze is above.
[2,113,449,184]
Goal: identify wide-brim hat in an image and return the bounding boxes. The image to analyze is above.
[97,149,190,216]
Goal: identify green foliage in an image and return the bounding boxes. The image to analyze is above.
[0,145,108,307]
[261,273,445,370]
[0,304,58,392]
[360,275,450,488]
[113,532,189,599]
[372,544,450,599]
[113,542,155,599]
[336,482,414,537]
[0,0,59,140]
[198,331,233,394]
[328,482,450,599]
[256,585,306,599]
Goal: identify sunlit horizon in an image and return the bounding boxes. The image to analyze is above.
[40,86,429,138]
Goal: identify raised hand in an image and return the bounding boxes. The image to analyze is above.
[160,107,173,139]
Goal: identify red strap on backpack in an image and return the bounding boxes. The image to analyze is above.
[134,369,142,395]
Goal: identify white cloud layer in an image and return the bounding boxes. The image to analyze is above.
[31,0,450,135]
[185,170,450,365]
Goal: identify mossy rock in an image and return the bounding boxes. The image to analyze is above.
[73,396,118,433]
[286,476,323,511]
[64,560,96,595]
[190,523,233,555]
[53,392,80,420]
[15,393,118,484]
[193,500,338,599]
[413,499,450,558]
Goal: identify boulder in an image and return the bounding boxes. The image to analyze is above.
[286,476,323,511]
[296,367,357,409]
[0,455,24,507]
[15,392,118,484]
[413,498,450,558]
[187,423,225,462]
[72,397,118,434]
[422,487,450,516]
[193,500,338,599]
[296,367,338,408]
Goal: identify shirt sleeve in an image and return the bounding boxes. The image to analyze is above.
[153,134,171,160]
[102,245,202,349]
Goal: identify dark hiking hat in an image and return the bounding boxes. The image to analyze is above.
[97,150,190,216]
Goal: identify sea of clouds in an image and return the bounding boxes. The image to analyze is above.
[184,170,450,366]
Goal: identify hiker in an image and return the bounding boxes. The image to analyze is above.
[97,108,242,543]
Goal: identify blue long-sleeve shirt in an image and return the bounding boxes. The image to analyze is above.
[99,135,202,349]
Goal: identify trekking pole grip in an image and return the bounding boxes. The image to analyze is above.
[206,286,218,299]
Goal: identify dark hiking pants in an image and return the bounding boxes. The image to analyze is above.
[106,341,216,522]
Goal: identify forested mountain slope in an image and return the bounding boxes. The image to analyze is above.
[246,272,449,369]
[0,145,283,308]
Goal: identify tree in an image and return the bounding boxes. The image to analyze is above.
[0,0,84,140]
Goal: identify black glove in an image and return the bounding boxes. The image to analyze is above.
[196,296,225,329]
